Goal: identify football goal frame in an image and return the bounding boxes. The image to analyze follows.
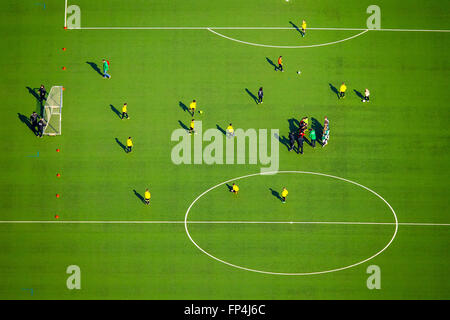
[43,86,63,136]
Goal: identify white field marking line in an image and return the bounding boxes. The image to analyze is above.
[207,28,369,49]
[0,220,449,226]
[64,0,67,28]
[183,170,401,276]
[72,27,450,32]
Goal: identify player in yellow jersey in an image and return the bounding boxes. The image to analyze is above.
[126,136,133,153]
[122,103,129,120]
[144,188,151,205]
[189,100,197,116]
[339,82,347,99]
[188,119,195,134]
[230,183,239,194]
[281,187,288,203]
[226,123,234,138]
[301,20,307,37]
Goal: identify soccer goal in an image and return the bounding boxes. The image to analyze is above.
[43,86,63,136]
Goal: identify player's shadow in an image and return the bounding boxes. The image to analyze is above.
[329,83,339,98]
[225,183,233,192]
[18,113,36,135]
[26,86,44,115]
[269,188,283,202]
[311,117,324,145]
[86,61,103,77]
[178,120,189,131]
[289,21,302,35]
[274,132,290,151]
[26,86,40,102]
[266,57,278,71]
[216,124,226,135]
[115,138,127,153]
[179,101,188,112]
[133,189,145,204]
[245,88,258,104]
[354,89,364,99]
[288,118,300,133]
[110,104,122,119]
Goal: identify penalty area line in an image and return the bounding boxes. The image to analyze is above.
[0,220,448,226]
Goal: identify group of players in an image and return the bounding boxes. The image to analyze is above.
[287,116,330,155]
[29,85,48,138]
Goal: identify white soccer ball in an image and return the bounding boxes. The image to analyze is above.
[297,70,301,74]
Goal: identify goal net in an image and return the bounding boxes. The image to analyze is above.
[43,86,63,136]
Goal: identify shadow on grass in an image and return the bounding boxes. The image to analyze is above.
[288,118,300,133]
[329,83,339,98]
[266,57,278,71]
[289,21,302,35]
[26,86,43,115]
[133,189,145,204]
[354,89,364,99]
[216,124,226,135]
[178,120,189,131]
[179,101,189,113]
[110,104,122,119]
[18,113,36,136]
[245,88,258,104]
[274,132,291,151]
[225,183,233,192]
[86,61,103,77]
[115,138,127,153]
[269,188,283,202]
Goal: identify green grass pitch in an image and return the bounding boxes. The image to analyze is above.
[0,0,449,299]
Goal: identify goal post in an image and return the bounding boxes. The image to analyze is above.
[43,86,63,136]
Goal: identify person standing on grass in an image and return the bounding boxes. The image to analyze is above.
[257,87,264,104]
[297,130,304,154]
[126,137,133,153]
[339,82,347,99]
[324,116,329,129]
[288,131,296,152]
[230,183,239,194]
[277,56,284,72]
[144,188,151,205]
[363,88,370,102]
[38,85,46,103]
[322,125,329,147]
[301,20,307,37]
[281,187,288,203]
[188,119,195,135]
[122,103,129,120]
[309,128,316,148]
[102,59,111,79]
[189,100,197,116]
[30,112,39,135]
[226,123,234,138]
[300,116,309,132]
[37,118,45,138]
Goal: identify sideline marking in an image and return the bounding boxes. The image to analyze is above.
[71,26,450,32]
[184,170,399,276]
[0,220,448,226]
